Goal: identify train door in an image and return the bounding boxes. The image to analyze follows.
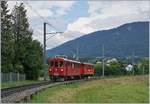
[65,61,71,78]
[65,61,68,77]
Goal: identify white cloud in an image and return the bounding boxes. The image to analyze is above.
[67,1,149,34]
[32,29,43,44]
[8,1,76,19]
[88,1,149,16]
[7,1,77,49]
[6,1,150,49]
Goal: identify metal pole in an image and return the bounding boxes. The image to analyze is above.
[102,45,105,77]
[132,51,134,75]
[143,66,144,75]
[76,41,79,60]
[43,23,63,80]
[17,72,19,81]
[44,22,46,80]
[10,72,12,82]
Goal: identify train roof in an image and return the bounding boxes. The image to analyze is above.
[48,57,94,65]
[64,58,81,63]
[48,57,80,63]
[81,62,94,66]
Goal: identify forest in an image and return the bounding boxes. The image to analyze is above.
[1,1,43,80]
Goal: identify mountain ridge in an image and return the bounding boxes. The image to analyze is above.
[47,21,149,58]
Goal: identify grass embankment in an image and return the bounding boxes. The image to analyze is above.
[30,75,149,103]
[1,80,40,89]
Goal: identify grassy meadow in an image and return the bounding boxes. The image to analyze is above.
[30,75,149,103]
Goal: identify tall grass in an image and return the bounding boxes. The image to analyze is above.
[30,75,149,103]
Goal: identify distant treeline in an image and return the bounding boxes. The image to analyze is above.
[94,58,149,76]
[1,1,43,80]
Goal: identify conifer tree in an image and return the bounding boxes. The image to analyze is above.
[1,1,14,72]
[12,3,32,73]
[24,40,43,79]
[12,3,43,79]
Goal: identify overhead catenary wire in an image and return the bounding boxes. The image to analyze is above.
[22,1,64,43]
[46,32,63,40]
[22,1,62,32]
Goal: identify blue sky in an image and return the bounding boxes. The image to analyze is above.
[46,1,89,32]
[8,1,149,49]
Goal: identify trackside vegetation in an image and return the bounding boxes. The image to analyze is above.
[1,80,40,89]
[29,75,149,103]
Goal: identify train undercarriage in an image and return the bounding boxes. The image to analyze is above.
[49,74,93,82]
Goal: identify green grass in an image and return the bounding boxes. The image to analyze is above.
[1,80,40,89]
[30,75,149,103]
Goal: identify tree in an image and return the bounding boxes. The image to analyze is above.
[11,3,44,80]
[137,58,149,74]
[94,62,103,76]
[1,2,44,80]
[23,40,43,80]
[105,61,122,76]
[12,3,32,73]
[1,1,14,72]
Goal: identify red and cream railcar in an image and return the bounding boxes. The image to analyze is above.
[81,63,94,78]
[48,57,81,81]
[48,57,94,81]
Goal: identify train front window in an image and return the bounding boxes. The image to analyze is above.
[59,61,64,67]
[55,62,58,67]
[50,61,54,67]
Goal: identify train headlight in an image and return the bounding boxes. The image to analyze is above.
[60,68,63,72]
[49,69,52,71]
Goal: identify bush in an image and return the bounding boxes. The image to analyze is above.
[94,61,125,76]
[137,58,149,74]
[94,62,104,76]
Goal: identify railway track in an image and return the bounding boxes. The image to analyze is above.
[1,79,89,103]
[1,81,50,98]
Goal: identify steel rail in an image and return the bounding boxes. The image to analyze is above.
[1,81,50,98]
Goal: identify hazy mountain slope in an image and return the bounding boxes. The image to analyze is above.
[47,22,149,58]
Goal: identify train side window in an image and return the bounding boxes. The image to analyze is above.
[59,61,64,67]
[67,62,70,67]
[72,63,74,68]
[77,64,79,69]
[75,63,76,68]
